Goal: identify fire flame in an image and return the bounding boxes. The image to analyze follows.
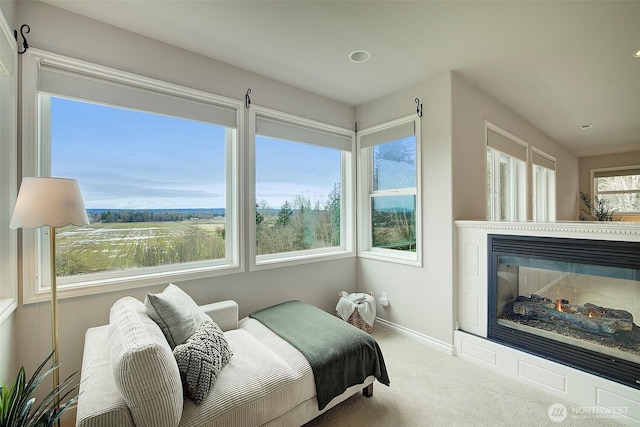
[556,299,563,312]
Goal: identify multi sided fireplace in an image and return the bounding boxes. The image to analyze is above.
[488,234,640,390]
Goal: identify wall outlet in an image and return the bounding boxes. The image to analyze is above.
[379,292,389,307]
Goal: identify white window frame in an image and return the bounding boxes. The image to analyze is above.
[0,10,18,322]
[357,115,422,266]
[486,122,527,222]
[531,147,556,222]
[249,105,355,271]
[21,49,243,303]
[591,165,640,216]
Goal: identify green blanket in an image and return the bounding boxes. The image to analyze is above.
[249,300,390,410]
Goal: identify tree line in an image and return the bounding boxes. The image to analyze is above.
[89,210,223,223]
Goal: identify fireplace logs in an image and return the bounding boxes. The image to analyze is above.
[513,294,633,335]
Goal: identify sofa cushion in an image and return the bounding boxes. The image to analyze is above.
[108,296,183,427]
[173,320,232,404]
[179,319,315,426]
[145,283,210,348]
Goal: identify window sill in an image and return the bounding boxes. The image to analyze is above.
[0,298,17,325]
[358,249,421,267]
[252,248,355,271]
[23,263,243,305]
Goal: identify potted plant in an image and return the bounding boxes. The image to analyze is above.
[0,352,78,427]
[578,192,619,221]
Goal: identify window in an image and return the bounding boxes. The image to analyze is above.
[486,124,527,221]
[358,115,421,265]
[593,166,640,215]
[250,106,354,268]
[21,49,242,301]
[531,148,556,222]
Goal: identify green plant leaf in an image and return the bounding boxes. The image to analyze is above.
[0,351,78,427]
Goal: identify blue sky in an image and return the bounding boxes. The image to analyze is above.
[51,96,340,210]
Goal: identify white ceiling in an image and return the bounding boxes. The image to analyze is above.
[39,0,640,157]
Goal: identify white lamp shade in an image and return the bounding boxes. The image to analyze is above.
[10,177,90,229]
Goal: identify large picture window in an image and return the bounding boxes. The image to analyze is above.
[358,115,421,265]
[250,107,354,268]
[21,49,242,300]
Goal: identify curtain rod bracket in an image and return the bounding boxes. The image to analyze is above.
[245,88,251,109]
[415,98,423,117]
[14,24,30,55]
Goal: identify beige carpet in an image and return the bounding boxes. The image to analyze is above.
[304,327,625,427]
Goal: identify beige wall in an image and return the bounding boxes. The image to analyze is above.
[355,72,455,348]
[353,71,581,348]
[451,73,579,221]
[14,0,357,387]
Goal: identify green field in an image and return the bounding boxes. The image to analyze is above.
[55,219,226,276]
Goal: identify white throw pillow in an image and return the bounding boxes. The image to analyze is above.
[108,296,183,427]
[145,283,210,348]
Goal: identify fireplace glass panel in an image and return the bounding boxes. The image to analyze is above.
[496,256,640,365]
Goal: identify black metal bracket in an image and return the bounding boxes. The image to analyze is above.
[415,97,423,117]
[14,24,30,55]
[245,88,251,109]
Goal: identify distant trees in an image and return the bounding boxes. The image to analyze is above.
[255,183,341,255]
[90,210,222,223]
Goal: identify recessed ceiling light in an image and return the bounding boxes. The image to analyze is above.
[580,124,593,130]
[349,50,371,63]
[634,49,640,58]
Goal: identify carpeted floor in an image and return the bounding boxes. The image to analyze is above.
[304,327,625,427]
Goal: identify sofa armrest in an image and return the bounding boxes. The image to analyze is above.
[200,300,238,331]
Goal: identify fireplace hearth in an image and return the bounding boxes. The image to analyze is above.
[488,234,640,389]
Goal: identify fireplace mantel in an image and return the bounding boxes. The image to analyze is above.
[455,221,640,425]
[456,220,640,236]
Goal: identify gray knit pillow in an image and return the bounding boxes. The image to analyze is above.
[173,320,232,404]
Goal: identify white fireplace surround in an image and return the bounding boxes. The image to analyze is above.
[455,221,640,426]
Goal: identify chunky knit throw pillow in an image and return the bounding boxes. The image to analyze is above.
[173,320,232,404]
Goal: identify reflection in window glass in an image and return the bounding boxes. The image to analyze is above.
[373,137,416,191]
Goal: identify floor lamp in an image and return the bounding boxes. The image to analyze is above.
[10,177,89,411]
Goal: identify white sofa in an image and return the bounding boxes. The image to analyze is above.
[75,299,376,427]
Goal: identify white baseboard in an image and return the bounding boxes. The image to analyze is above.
[374,317,455,355]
